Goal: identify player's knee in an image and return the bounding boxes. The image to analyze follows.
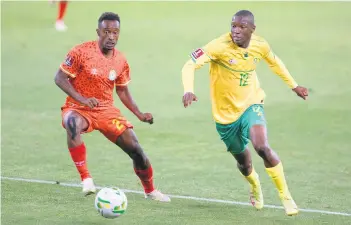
[237,160,252,176]
[253,144,271,157]
[120,136,143,156]
[129,150,146,161]
[128,145,148,167]
[237,161,252,171]
[128,142,144,157]
[117,129,147,162]
[64,114,84,136]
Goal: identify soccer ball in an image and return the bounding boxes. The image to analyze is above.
[94,187,128,219]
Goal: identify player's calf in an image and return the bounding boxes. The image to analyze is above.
[116,129,153,191]
[124,142,149,170]
[116,128,150,170]
[116,129,170,202]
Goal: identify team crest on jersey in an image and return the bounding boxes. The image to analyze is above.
[64,56,73,67]
[242,52,249,60]
[109,70,117,81]
[91,68,98,75]
[191,48,204,60]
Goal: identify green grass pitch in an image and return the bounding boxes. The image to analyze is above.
[1,1,351,224]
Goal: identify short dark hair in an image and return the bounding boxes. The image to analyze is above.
[235,10,254,18]
[234,10,254,23]
[98,12,120,26]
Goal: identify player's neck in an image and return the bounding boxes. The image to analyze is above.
[236,40,250,49]
[231,35,251,49]
[101,48,114,58]
[98,43,114,58]
[241,41,250,49]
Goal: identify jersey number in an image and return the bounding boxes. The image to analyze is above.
[239,73,249,86]
[252,106,263,117]
[112,119,124,131]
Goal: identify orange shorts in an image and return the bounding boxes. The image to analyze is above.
[61,106,133,143]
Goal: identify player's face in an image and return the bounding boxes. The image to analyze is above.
[97,20,120,50]
[231,16,255,47]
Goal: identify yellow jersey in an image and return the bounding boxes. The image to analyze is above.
[182,32,298,124]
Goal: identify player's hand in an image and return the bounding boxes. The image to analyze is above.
[292,86,309,100]
[182,92,198,108]
[80,97,99,108]
[138,113,154,124]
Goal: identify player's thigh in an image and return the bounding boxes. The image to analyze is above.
[241,104,267,146]
[216,120,248,155]
[61,109,93,134]
[96,107,134,143]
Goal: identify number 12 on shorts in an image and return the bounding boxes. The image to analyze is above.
[112,119,124,131]
[253,106,263,117]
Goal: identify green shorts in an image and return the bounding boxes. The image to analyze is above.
[216,104,266,155]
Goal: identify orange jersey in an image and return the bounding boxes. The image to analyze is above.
[60,41,131,109]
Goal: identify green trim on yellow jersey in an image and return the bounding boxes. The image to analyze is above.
[190,55,196,63]
[204,52,254,73]
[210,58,254,73]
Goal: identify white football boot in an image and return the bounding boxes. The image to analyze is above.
[82,178,96,196]
[145,190,171,202]
[55,20,67,31]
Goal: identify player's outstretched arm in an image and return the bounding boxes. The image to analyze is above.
[182,45,217,107]
[54,69,99,108]
[116,86,153,124]
[263,48,308,100]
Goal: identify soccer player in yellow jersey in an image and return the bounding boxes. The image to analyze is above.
[181,10,308,216]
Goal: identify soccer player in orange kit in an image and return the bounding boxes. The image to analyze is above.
[54,12,170,202]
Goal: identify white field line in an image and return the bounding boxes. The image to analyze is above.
[1,176,350,217]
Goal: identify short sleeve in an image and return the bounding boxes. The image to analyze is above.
[60,48,81,78]
[115,60,131,86]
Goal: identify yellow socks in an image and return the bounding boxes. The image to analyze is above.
[243,168,260,188]
[242,168,264,209]
[265,162,290,196]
